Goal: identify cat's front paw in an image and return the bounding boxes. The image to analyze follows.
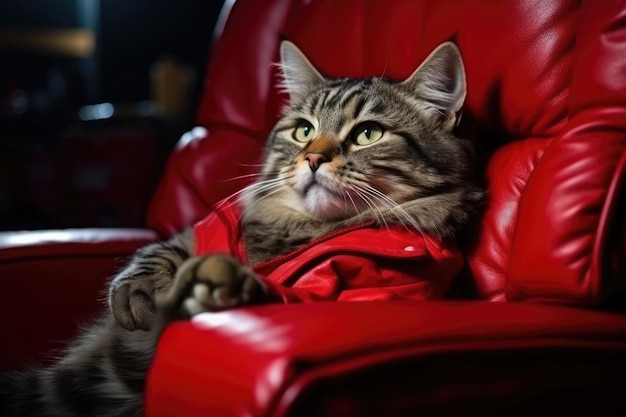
[109,272,173,331]
[157,255,267,318]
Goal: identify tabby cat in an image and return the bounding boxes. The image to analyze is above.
[0,40,483,416]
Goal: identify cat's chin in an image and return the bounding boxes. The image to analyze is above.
[301,185,356,221]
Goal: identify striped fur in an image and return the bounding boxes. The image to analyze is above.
[241,41,483,263]
[1,41,483,416]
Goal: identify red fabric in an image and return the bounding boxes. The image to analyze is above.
[194,203,463,303]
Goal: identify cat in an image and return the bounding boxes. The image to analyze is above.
[0,40,483,417]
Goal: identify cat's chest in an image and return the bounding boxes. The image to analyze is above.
[242,218,325,265]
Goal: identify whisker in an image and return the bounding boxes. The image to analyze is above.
[239,178,290,200]
[222,172,265,182]
[238,180,291,220]
[378,59,389,81]
[213,175,290,211]
[349,186,389,231]
[237,162,266,168]
[343,189,360,218]
[222,165,285,182]
[360,184,420,231]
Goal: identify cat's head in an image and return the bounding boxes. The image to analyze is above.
[243,40,479,233]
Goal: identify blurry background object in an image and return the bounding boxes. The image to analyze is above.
[0,27,95,57]
[0,0,225,231]
[151,55,196,120]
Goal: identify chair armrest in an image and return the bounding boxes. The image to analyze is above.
[146,301,626,417]
[0,228,158,371]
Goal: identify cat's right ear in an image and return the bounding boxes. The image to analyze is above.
[279,41,325,104]
[402,42,467,130]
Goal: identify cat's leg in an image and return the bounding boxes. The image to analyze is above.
[157,254,268,319]
[1,239,261,417]
[0,315,159,417]
[109,229,194,331]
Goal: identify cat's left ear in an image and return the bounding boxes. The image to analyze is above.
[402,42,466,130]
[279,41,325,104]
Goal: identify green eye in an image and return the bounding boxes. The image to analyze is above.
[353,123,384,146]
[293,120,316,143]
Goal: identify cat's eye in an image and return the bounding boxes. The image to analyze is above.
[353,123,384,146]
[293,120,316,143]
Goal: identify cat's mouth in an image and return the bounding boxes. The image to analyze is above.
[301,170,349,197]
[303,178,341,197]
[286,160,360,220]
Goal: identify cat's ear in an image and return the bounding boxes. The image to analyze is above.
[279,41,325,104]
[402,42,466,130]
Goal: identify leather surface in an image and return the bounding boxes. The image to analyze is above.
[146,301,626,417]
[147,128,261,237]
[506,0,626,305]
[147,0,626,305]
[0,228,157,254]
[466,138,548,301]
[0,229,157,371]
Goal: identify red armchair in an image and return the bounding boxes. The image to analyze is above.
[2,0,626,415]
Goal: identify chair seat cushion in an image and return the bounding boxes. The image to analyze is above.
[146,301,626,417]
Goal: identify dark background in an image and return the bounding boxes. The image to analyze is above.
[0,0,226,231]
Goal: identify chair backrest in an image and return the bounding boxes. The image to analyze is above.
[147,0,626,305]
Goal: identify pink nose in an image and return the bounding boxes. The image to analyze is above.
[305,152,330,172]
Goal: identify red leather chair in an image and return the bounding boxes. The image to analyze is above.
[2,0,626,415]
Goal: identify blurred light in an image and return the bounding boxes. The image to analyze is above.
[1,230,77,246]
[10,90,29,115]
[192,310,290,353]
[79,102,114,121]
[177,126,208,148]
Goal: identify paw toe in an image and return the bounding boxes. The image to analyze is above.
[192,282,211,304]
[182,296,206,316]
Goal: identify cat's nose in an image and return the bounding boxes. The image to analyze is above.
[305,152,330,172]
